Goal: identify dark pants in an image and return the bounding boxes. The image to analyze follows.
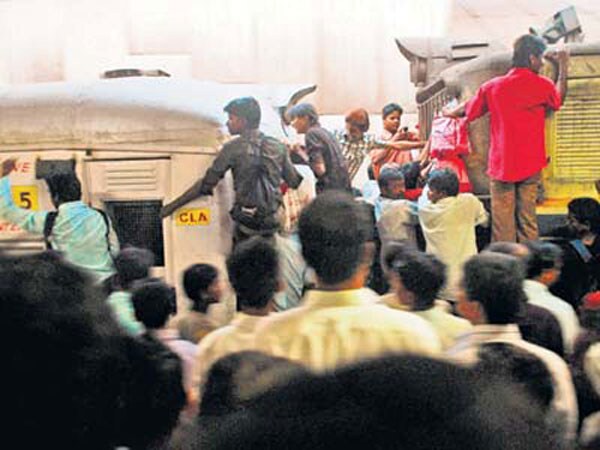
[490,173,540,243]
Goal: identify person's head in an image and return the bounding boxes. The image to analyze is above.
[226,237,280,313]
[0,252,185,449]
[458,252,525,325]
[389,249,446,311]
[427,169,459,203]
[200,354,556,450]
[183,263,223,312]
[113,246,155,290]
[382,102,403,134]
[200,351,308,417]
[45,172,82,207]
[378,165,405,199]
[224,97,261,134]
[299,191,372,287]
[345,108,370,140]
[485,241,530,259]
[567,197,600,237]
[524,241,562,286]
[512,34,547,73]
[580,292,600,332]
[474,342,554,412]
[288,103,319,134]
[132,279,177,330]
[400,161,422,189]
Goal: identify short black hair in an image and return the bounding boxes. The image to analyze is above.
[226,237,279,310]
[474,342,554,411]
[463,252,525,324]
[288,103,319,126]
[427,168,459,197]
[512,34,547,68]
[400,161,422,189]
[382,102,403,118]
[200,355,556,450]
[183,263,219,303]
[0,253,185,448]
[200,351,308,417]
[378,166,404,192]
[45,172,82,203]
[390,250,446,310]
[568,197,600,234]
[299,191,372,285]
[524,241,562,279]
[114,246,155,289]
[224,97,261,129]
[132,279,177,329]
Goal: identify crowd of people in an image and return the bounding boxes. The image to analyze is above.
[3,33,600,449]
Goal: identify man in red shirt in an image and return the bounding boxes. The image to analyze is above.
[445,34,569,242]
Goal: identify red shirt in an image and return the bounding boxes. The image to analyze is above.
[465,68,561,182]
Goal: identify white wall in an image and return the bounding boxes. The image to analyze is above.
[0,0,450,114]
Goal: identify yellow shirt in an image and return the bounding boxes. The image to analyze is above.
[381,295,472,350]
[254,288,442,372]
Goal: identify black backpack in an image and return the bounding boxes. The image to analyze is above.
[230,137,281,232]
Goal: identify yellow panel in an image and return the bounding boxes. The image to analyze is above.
[543,54,600,205]
[175,208,211,226]
[11,185,39,211]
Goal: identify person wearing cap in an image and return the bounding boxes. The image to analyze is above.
[161,97,302,244]
[287,103,351,194]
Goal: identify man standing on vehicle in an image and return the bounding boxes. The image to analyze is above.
[0,159,119,283]
[160,97,302,245]
[445,34,569,242]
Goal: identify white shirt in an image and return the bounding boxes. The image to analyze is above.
[374,197,418,249]
[254,288,442,372]
[192,312,266,395]
[418,192,488,298]
[524,279,580,354]
[584,342,600,397]
[447,324,578,445]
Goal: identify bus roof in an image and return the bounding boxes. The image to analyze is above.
[0,78,316,152]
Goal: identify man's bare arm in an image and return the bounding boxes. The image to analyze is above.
[545,49,570,102]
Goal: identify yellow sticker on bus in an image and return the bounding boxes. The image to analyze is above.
[11,185,39,211]
[176,208,211,226]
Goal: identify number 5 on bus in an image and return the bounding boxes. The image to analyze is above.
[11,186,39,210]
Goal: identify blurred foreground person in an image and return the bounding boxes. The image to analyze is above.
[1,253,185,449]
[448,252,578,447]
[255,191,441,371]
[193,237,279,396]
[382,246,472,350]
[195,355,558,450]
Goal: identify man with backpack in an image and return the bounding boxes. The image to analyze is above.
[161,96,303,245]
[0,158,119,283]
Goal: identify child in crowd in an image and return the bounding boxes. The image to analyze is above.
[370,102,425,178]
[107,246,155,335]
[374,164,418,250]
[132,279,197,397]
[175,263,223,344]
[418,169,488,300]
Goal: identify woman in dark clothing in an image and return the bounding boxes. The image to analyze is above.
[288,103,351,193]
